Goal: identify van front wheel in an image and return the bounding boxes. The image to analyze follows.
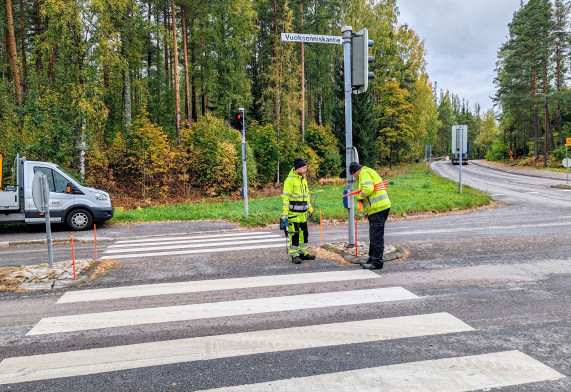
[66,209,93,231]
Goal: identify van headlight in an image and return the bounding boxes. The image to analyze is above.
[91,192,109,201]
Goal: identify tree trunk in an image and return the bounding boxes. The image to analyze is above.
[164,7,170,88]
[103,64,110,88]
[124,68,132,132]
[200,37,205,116]
[34,0,43,72]
[6,0,23,104]
[181,7,191,128]
[190,16,197,122]
[556,103,563,146]
[147,1,152,73]
[20,0,27,93]
[171,0,181,144]
[122,30,132,132]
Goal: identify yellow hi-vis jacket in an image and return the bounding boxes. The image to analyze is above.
[356,166,391,215]
[282,168,314,218]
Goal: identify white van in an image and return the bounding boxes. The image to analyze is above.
[0,155,113,230]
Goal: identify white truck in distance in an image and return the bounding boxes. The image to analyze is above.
[0,155,113,230]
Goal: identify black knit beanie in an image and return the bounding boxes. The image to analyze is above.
[349,162,363,175]
[294,158,307,169]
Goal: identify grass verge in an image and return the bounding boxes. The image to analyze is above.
[112,164,491,227]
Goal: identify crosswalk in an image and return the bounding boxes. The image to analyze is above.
[101,230,285,260]
[0,270,565,390]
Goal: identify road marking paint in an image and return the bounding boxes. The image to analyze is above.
[107,234,282,249]
[28,287,418,335]
[57,270,381,303]
[196,350,565,392]
[1,313,472,385]
[114,231,271,245]
[100,243,285,259]
[103,236,283,254]
[389,220,571,236]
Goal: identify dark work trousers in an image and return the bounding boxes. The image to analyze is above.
[368,208,390,263]
[289,220,309,257]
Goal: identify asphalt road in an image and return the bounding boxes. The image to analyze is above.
[0,160,569,391]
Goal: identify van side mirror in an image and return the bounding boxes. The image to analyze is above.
[66,182,77,194]
[66,182,85,195]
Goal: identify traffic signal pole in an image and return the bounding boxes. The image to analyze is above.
[238,108,249,218]
[342,26,355,247]
[280,28,372,247]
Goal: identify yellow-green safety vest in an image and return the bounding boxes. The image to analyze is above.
[282,168,314,217]
[356,166,391,215]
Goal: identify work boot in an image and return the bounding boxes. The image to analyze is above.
[299,253,316,260]
[361,260,383,270]
[291,256,302,264]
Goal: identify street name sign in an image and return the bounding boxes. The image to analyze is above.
[281,33,342,45]
[566,137,571,147]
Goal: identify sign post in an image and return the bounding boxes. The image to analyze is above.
[239,108,248,218]
[564,138,571,184]
[32,171,54,268]
[452,125,468,193]
[425,145,432,173]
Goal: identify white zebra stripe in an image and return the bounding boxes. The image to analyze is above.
[1,313,473,385]
[28,287,418,335]
[103,236,283,254]
[196,350,565,392]
[113,230,267,244]
[101,243,285,259]
[57,270,381,304]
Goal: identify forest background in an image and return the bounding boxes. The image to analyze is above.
[1,0,570,208]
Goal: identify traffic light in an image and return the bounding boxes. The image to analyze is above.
[234,110,244,131]
[351,28,374,94]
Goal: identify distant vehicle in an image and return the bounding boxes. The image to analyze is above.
[452,142,469,165]
[0,155,113,230]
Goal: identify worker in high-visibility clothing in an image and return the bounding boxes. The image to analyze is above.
[349,162,391,270]
[282,158,316,264]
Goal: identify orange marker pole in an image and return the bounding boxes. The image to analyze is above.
[355,220,358,258]
[94,224,98,260]
[71,232,76,280]
[319,209,322,245]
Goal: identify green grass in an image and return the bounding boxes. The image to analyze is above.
[112,164,491,227]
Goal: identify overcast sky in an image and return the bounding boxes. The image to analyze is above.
[396,0,522,114]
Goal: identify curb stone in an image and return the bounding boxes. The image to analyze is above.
[0,236,115,248]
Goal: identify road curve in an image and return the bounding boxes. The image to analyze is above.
[432,159,571,208]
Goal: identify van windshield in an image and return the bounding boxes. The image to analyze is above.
[56,166,83,185]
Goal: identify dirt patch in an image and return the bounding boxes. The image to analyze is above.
[89,259,120,281]
[0,284,27,292]
[308,246,351,265]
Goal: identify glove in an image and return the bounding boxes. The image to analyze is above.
[281,215,288,222]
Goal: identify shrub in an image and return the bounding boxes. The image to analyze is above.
[184,114,257,194]
[304,123,342,178]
